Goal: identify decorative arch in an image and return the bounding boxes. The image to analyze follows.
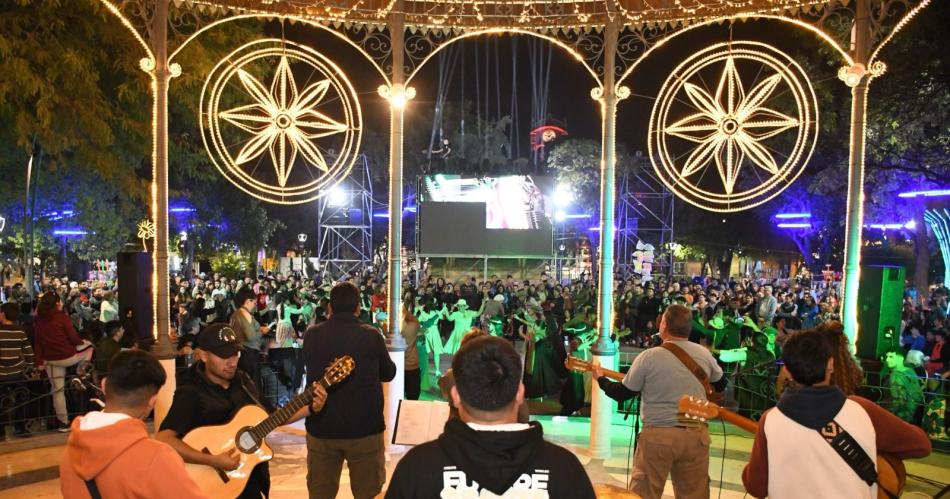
[404,28,603,89]
[616,14,855,90]
[98,0,155,67]
[167,13,391,86]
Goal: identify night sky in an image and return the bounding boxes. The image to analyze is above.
[268,18,854,252]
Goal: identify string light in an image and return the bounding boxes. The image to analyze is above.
[925,209,950,288]
[648,41,818,212]
[200,39,363,205]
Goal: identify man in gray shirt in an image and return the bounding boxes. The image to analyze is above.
[594,304,726,499]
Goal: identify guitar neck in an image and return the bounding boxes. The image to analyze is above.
[715,407,759,434]
[595,367,625,381]
[251,377,329,437]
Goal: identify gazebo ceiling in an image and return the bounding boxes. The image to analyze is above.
[182,0,833,31]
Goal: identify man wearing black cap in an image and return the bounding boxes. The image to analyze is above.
[157,323,327,498]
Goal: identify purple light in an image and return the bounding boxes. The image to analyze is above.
[898,189,950,198]
[777,223,812,229]
[865,221,915,230]
[53,229,87,236]
[169,207,196,213]
[774,213,811,219]
[372,206,416,218]
[564,214,590,219]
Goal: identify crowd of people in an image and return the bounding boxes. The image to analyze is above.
[1,268,948,437]
[0,267,944,497]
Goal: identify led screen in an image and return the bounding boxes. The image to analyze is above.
[422,175,551,229]
[417,175,554,258]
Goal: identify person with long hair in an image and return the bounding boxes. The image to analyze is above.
[33,292,94,431]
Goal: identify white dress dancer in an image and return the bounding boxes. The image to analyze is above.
[416,307,443,375]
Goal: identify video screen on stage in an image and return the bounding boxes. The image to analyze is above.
[418,175,554,258]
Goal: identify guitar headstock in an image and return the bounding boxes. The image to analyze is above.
[678,395,720,423]
[323,355,356,386]
[565,356,593,373]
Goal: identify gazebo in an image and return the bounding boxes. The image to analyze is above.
[99,0,930,457]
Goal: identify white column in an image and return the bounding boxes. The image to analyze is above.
[383,349,406,450]
[381,3,412,452]
[840,0,872,344]
[589,19,625,460]
[149,0,177,431]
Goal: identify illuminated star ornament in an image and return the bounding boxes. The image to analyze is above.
[649,41,818,212]
[201,39,362,205]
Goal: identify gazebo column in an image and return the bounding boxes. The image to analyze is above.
[149,0,178,430]
[840,0,872,343]
[381,3,414,450]
[589,19,627,460]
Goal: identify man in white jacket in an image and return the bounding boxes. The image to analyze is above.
[742,329,931,499]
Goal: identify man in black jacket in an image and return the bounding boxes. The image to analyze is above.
[386,336,595,498]
[303,282,397,499]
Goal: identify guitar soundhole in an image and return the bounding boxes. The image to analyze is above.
[236,428,259,453]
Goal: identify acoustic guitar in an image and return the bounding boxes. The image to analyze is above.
[678,395,906,499]
[565,355,625,380]
[184,355,355,498]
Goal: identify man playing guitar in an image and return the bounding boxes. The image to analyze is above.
[742,329,931,499]
[157,323,327,498]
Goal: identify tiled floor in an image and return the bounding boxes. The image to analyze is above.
[1,415,946,498]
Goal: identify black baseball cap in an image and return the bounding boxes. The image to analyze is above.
[197,323,241,358]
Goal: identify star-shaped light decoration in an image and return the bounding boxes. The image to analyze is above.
[665,56,799,195]
[648,42,818,213]
[201,40,363,205]
[220,56,349,188]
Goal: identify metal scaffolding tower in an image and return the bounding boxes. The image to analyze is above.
[617,154,675,278]
[317,155,373,279]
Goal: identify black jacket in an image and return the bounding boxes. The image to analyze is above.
[303,314,396,439]
[385,418,595,498]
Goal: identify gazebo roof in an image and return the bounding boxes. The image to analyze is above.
[183,0,833,31]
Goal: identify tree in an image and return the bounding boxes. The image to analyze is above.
[0,0,152,198]
[545,138,639,214]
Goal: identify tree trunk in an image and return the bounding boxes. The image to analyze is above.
[912,205,929,303]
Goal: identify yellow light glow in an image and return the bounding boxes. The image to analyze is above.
[838,63,866,88]
[200,39,363,205]
[404,28,602,88]
[648,41,818,213]
[378,83,416,108]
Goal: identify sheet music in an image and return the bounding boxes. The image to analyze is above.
[392,400,451,445]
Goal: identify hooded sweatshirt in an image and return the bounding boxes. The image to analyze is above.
[59,412,207,499]
[385,418,595,498]
[742,386,931,499]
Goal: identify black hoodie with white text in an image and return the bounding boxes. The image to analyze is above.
[385,418,595,498]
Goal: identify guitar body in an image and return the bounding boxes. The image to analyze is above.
[184,404,273,498]
[678,395,905,499]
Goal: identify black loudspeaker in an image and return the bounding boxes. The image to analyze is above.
[856,265,904,359]
[116,252,154,345]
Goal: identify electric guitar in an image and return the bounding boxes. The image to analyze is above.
[184,356,355,498]
[677,395,906,499]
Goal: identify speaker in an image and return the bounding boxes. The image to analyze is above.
[856,265,904,359]
[116,251,154,345]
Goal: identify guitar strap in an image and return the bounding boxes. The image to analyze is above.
[818,420,896,498]
[84,478,102,499]
[660,342,716,401]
